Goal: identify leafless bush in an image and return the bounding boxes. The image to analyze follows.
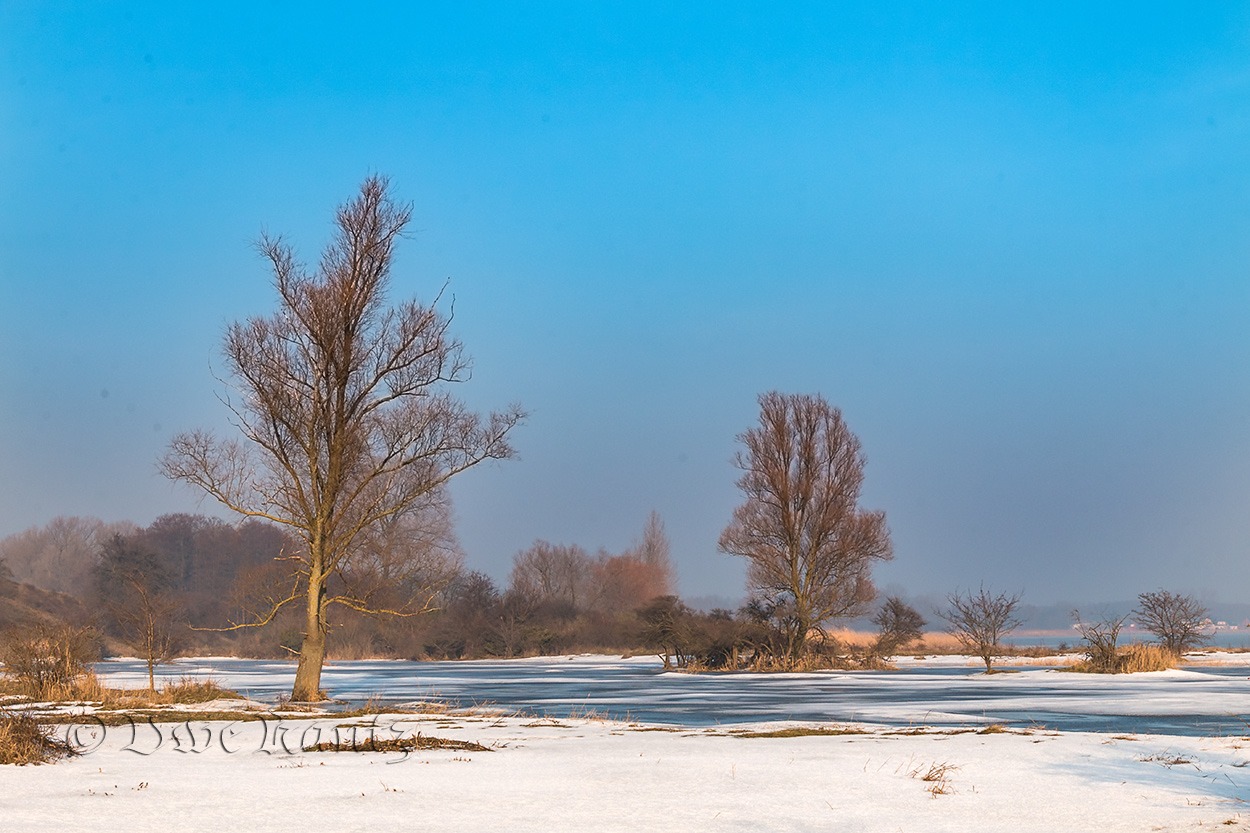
[0,623,98,698]
[1073,610,1128,672]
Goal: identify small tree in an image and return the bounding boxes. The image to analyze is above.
[638,596,694,670]
[940,586,1022,672]
[93,535,182,691]
[1133,590,1210,656]
[871,596,926,658]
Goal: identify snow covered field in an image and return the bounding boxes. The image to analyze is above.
[6,654,1250,831]
[3,711,1249,831]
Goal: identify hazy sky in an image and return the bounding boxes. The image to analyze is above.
[2,3,1248,605]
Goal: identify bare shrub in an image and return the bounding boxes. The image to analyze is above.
[1069,609,1177,674]
[0,624,98,698]
[940,586,1022,672]
[0,711,75,765]
[638,596,694,669]
[1072,611,1127,672]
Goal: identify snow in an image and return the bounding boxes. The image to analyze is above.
[6,655,1250,830]
[2,713,1248,831]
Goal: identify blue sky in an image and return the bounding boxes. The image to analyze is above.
[2,3,1248,604]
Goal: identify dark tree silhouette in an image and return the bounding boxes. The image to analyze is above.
[871,596,926,658]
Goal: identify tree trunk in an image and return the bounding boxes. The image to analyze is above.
[788,615,809,668]
[292,573,328,701]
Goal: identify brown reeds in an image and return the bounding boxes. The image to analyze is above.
[0,711,75,765]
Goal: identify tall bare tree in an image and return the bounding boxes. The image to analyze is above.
[718,392,892,666]
[161,176,524,700]
[633,510,676,595]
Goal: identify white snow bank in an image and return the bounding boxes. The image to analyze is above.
[2,712,1246,832]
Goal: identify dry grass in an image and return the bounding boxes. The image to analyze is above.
[1070,644,1177,674]
[904,760,959,797]
[0,711,75,765]
[732,725,867,739]
[1119,644,1175,673]
[13,671,110,704]
[304,733,489,753]
[828,629,1073,659]
[5,673,246,714]
[153,677,241,704]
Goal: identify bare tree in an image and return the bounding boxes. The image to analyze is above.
[1133,590,1210,656]
[871,596,926,658]
[0,516,135,597]
[160,176,524,700]
[718,392,892,666]
[940,586,1022,672]
[634,511,676,595]
[509,541,592,614]
[339,488,465,616]
[93,535,182,691]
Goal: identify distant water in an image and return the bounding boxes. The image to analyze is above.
[94,655,1250,738]
[1014,632,1250,650]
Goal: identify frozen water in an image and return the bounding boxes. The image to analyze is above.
[93,654,1250,736]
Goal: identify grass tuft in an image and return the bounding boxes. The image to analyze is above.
[0,711,76,765]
